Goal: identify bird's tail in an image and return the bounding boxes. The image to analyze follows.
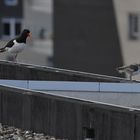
[116,66,125,73]
[0,41,8,53]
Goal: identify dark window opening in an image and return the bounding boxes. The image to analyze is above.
[15,22,21,35]
[3,23,10,36]
[83,127,95,140]
[129,13,140,40]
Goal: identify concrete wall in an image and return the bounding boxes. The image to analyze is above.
[53,0,123,77]
[0,61,129,82]
[0,0,23,38]
[0,85,139,140]
[23,0,52,39]
[0,61,139,139]
[113,0,140,80]
[113,0,140,64]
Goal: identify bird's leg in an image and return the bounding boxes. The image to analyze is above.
[14,54,18,63]
[129,74,132,81]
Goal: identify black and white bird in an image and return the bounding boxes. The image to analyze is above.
[0,29,31,62]
[117,63,140,80]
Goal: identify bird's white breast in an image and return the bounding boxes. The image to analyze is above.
[8,40,27,54]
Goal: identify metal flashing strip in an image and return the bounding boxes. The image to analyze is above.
[0,80,28,89]
[0,80,99,92]
[0,80,140,93]
[29,81,99,91]
[100,83,140,93]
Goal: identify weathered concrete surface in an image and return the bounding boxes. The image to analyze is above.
[0,85,139,140]
[53,0,123,77]
[0,61,131,82]
[0,61,138,140]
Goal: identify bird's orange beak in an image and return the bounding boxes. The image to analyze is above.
[28,32,32,37]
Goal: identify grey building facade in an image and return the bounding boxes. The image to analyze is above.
[0,0,23,39]
[53,0,124,77]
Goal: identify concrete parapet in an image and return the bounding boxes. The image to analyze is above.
[0,61,132,82]
[0,61,139,139]
[0,85,139,140]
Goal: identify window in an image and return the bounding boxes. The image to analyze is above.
[15,22,21,35]
[4,0,18,6]
[83,127,95,140]
[2,18,21,39]
[3,23,10,36]
[129,13,140,40]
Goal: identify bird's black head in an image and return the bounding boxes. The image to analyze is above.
[16,29,31,43]
[21,29,31,38]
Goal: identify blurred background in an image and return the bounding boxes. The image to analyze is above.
[0,0,140,79]
[0,0,53,66]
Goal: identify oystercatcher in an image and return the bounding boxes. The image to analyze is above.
[0,29,31,62]
[117,63,140,80]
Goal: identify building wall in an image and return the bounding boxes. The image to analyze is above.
[0,0,23,17]
[53,0,124,77]
[0,85,138,140]
[0,60,139,140]
[0,61,140,109]
[0,0,23,38]
[23,0,52,39]
[0,0,52,39]
[113,0,140,80]
[0,61,129,82]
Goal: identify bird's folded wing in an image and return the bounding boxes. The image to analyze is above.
[4,39,15,48]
